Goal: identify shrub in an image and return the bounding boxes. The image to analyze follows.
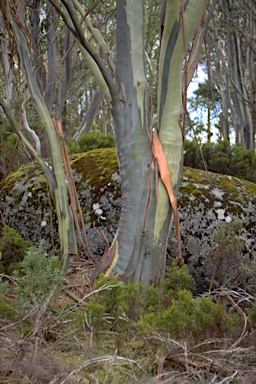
[86,275,145,332]
[204,139,231,175]
[84,262,233,341]
[249,307,256,327]
[16,242,64,303]
[0,243,66,343]
[143,289,232,339]
[183,139,202,169]
[68,131,115,154]
[209,219,245,288]
[230,145,256,182]
[0,294,17,320]
[0,225,32,274]
[184,139,256,183]
[163,261,196,295]
[0,132,28,180]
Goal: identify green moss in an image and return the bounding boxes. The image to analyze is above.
[72,148,118,189]
[1,148,256,256]
[180,166,256,216]
[0,162,46,197]
[71,148,120,214]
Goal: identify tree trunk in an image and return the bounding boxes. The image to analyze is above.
[1,0,210,285]
[5,5,78,263]
[105,0,209,285]
[0,11,13,106]
[74,87,103,140]
[44,0,58,112]
[211,0,255,149]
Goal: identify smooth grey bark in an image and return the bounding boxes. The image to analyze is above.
[44,1,58,112]
[56,27,72,119]
[106,0,209,284]
[210,0,255,149]
[29,0,45,95]
[73,87,103,140]
[0,11,13,106]
[110,1,164,284]
[2,3,78,262]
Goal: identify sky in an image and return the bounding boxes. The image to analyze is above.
[188,67,206,98]
[187,66,226,143]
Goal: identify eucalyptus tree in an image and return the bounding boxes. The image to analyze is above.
[187,79,223,142]
[0,10,13,106]
[53,0,212,285]
[0,1,79,262]
[207,0,256,149]
[0,0,213,285]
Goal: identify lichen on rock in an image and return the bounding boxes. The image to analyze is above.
[0,149,121,256]
[0,148,255,291]
[176,167,256,290]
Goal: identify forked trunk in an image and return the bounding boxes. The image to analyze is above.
[106,0,209,285]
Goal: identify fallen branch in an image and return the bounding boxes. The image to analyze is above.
[165,354,235,375]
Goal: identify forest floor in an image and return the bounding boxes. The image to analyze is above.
[1,257,256,384]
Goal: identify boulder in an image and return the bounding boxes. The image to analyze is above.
[1,148,255,291]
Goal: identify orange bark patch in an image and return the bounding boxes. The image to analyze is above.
[152,130,183,264]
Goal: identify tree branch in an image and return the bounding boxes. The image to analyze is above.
[60,0,119,105]
[21,94,42,156]
[0,98,53,183]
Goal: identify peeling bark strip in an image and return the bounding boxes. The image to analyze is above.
[90,234,117,282]
[53,118,94,261]
[152,129,183,264]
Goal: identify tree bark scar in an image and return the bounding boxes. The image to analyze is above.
[151,129,183,265]
[90,236,117,282]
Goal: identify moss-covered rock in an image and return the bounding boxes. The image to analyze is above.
[0,148,255,290]
[175,167,256,290]
[0,149,121,257]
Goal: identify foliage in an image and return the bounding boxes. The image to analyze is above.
[239,257,256,296]
[163,261,196,295]
[143,290,232,339]
[0,296,17,320]
[0,243,65,348]
[209,219,245,288]
[16,242,64,303]
[68,131,115,154]
[85,262,232,340]
[187,79,222,139]
[0,126,30,182]
[0,225,32,274]
[184,139,256,183]
[249,307,256,327]
[86,274,145,332]
[0,257,255,383]
[208,218,256,297]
